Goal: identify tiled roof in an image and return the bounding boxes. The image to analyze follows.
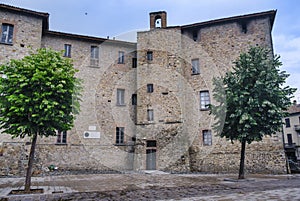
[178,10,276,31]
[46,31,136,46]
[288,104,300,114]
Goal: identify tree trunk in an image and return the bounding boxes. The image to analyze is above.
[24,132,38,192]
[238,139,246,179]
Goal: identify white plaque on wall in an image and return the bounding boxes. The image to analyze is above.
[83,131,100,139]
[88,126,97,131]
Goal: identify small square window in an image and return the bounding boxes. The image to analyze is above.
[200,90,210,110]
[147,140,157,147]
[57,131,67,144]
[147,109,154,121]
[90,46,99,66]
[118,51,125,64]
[147,84,154,93]
[203,130,212,146]
[117,89,125,106]
[147,51,153,61]
[64,44,71,57]
[192,59,200,75]
[116,127,124,144]
[1,24,14,44]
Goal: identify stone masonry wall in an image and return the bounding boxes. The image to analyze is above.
[0,10,43,63]
[40,36,137,172]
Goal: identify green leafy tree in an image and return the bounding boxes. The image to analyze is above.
[0,48,81,192]
[210,46,296,179]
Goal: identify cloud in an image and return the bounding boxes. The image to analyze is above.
[273,34,300,99]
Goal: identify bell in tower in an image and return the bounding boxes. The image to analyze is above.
[150,11,167,29]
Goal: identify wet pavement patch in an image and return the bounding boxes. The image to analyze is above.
[223,178,255,182]
[9,188,44,195]
[52,190,64,194]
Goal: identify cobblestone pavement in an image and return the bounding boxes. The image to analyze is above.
[0,172,299,200]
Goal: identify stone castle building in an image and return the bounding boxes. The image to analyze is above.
[0,4,287,175]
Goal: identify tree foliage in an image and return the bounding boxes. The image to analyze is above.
[211,46,295,143]
[0,48,81,138]
[0,48,81,191]
[210,46,296,178]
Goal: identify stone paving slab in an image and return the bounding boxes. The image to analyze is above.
[0,173,299,200]
[163,188,300,201]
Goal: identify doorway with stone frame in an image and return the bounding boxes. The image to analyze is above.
[146,140,157,170]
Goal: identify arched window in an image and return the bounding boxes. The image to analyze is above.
[155,16,162,28]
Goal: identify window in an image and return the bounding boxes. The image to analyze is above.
[200,91,210,110]
[118,51,125,64]
[116,127,124,144]
[90,46,99,66]
[147,84,154,93]
[287,134,293,145]
[155,16,162,28]
[1,24,14,44]
[192,30,198,41]
[241,21,248,34]
[192,59,200,74]
[64,44,71,57]
[203,130,212,146]
[132,58,137,68]
[117,89,125,106]
[132,94,137,105]
[147,51,153,61]
[57,131,67,144]
[147,140,157,147]
[285,118,291,128]
[147,109,154,121]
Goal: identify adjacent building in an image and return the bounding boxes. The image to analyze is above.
[283,102,300,162]
[0,4,287,176]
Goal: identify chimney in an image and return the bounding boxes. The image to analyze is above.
[150,11,167,29]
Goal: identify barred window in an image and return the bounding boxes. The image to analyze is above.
[116,127,124,144]
[203,130,212,146]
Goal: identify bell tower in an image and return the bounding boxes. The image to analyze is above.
[150,11,167,29]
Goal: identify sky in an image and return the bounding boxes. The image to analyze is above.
[1,0,300,101]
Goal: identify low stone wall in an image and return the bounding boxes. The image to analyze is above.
[188,141,287,174]
[0,139,287,176]
[0,142,134,177]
